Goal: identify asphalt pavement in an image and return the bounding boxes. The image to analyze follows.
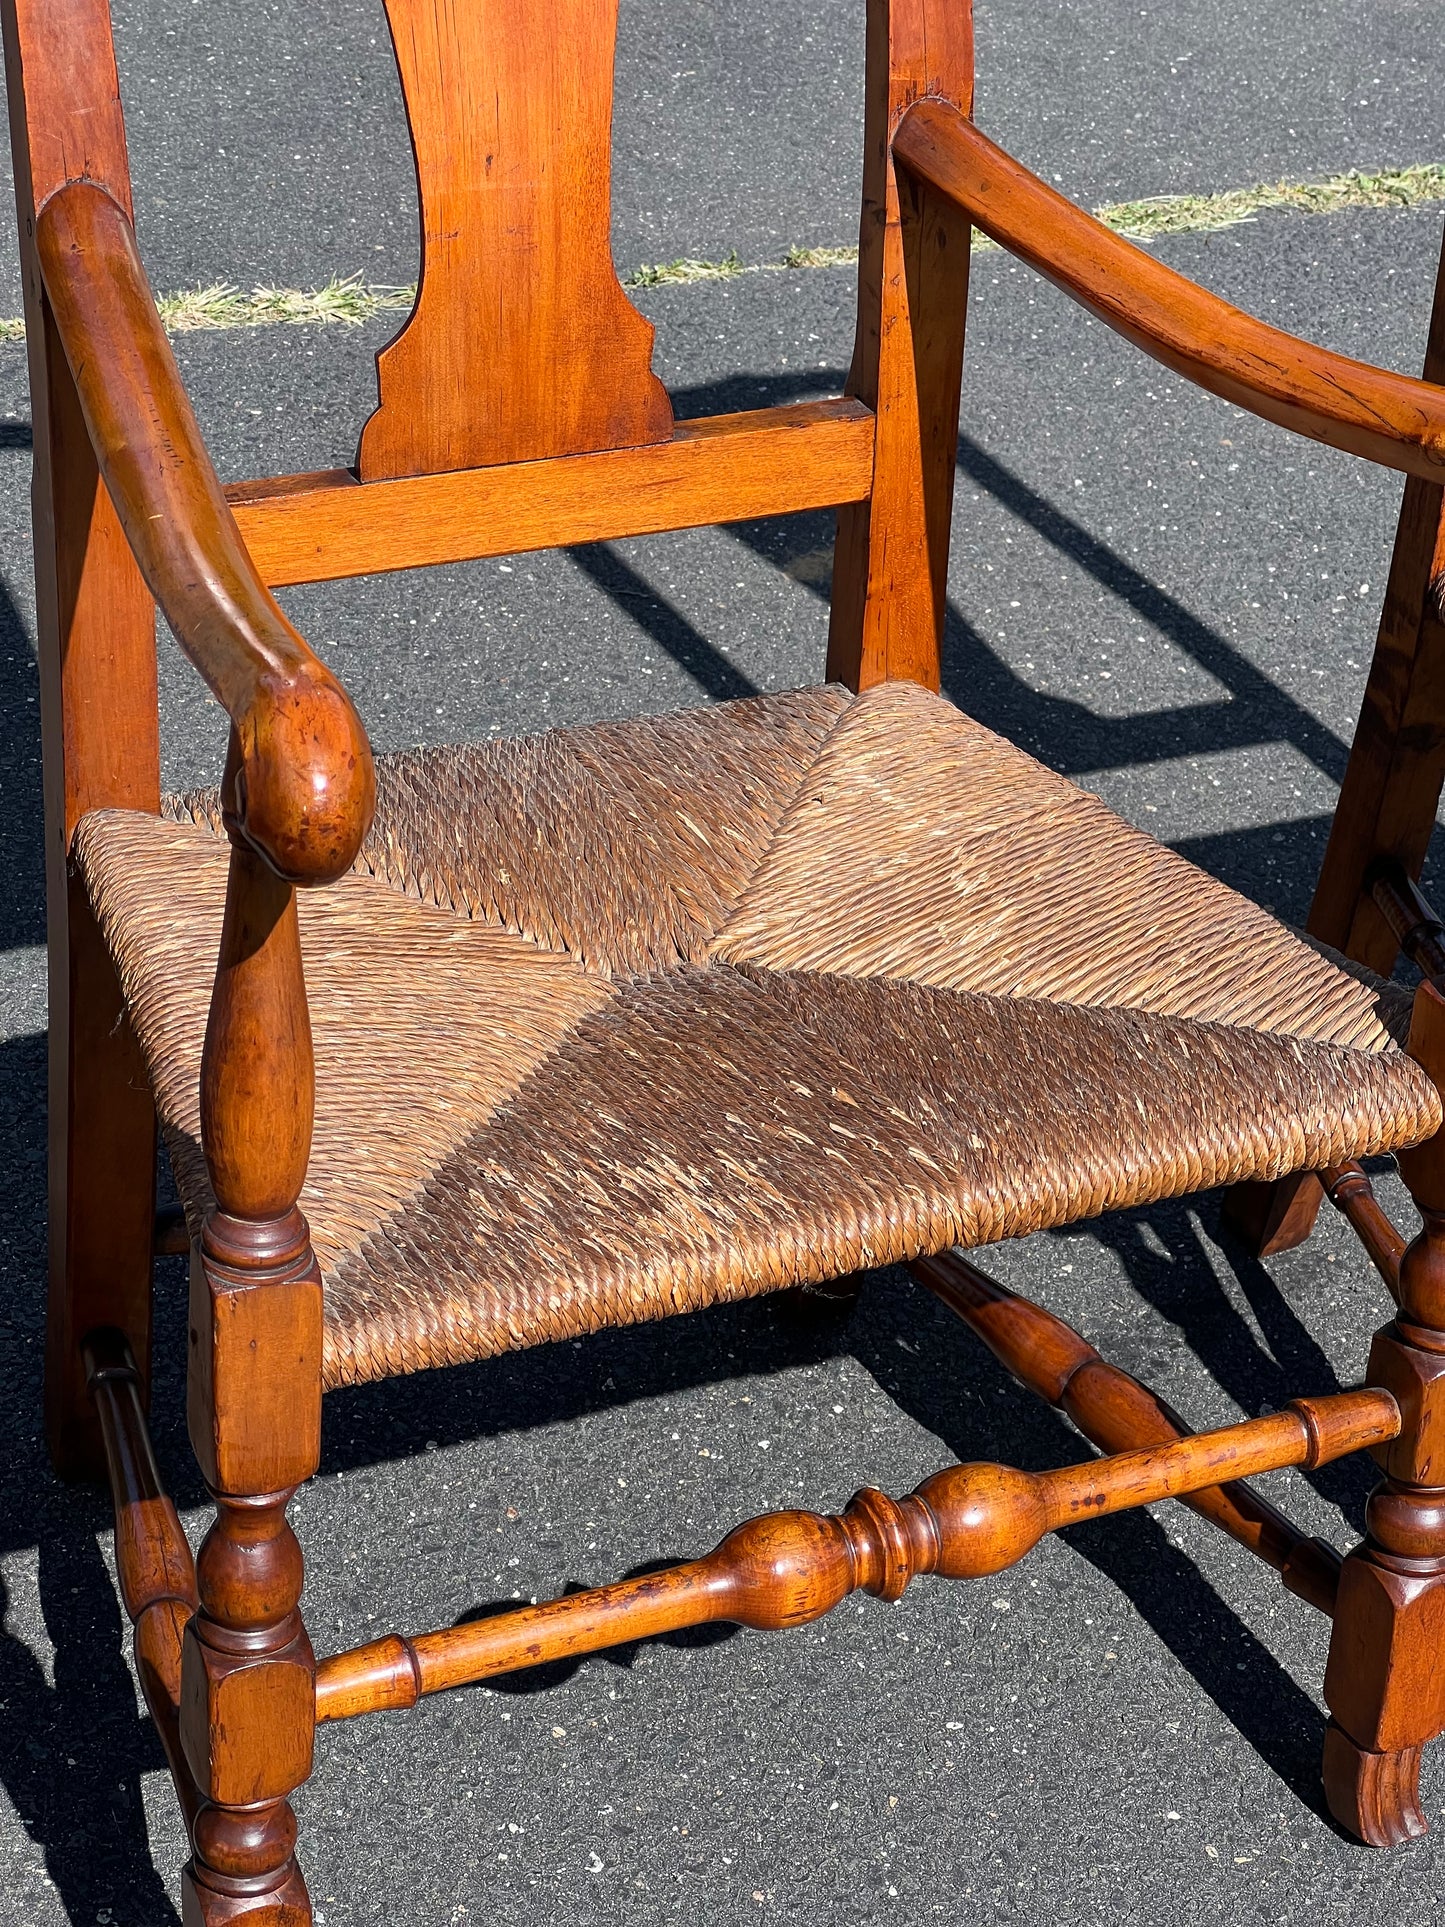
[1,4,1445,1924]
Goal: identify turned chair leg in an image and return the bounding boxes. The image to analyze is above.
[178,841,323,1925]
[1324,982,1445,1844]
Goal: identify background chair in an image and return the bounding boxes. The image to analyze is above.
[8,0,1445,1920]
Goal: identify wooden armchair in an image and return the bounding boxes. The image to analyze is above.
[11,0,1445,1917]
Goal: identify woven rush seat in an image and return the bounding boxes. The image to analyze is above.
[74,679,1440,1389]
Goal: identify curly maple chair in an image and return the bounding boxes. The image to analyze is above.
[11,0,1445,1918]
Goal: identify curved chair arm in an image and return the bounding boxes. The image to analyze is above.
[893,98,1445,483]
[36,179,375,884]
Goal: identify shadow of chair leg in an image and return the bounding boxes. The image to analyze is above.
[0,1507,183,1925]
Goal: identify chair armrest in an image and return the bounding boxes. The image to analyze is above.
[893,98,1445,483]
[36,180,375,884]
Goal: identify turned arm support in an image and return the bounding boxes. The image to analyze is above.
[893,99,1445,483]
[36,179,374,884]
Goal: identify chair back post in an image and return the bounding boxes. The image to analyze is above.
[827,0,974,693]
[1223,225,1445,1261]
[2,0,161,1475]
[1308,223,1445,972]
[179,794,324,1923]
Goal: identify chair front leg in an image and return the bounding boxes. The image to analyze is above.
[179,838,322,1926]
[1324,981,1445,1845]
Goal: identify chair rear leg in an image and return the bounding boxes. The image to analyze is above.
[46,868,157,1480]
[1324,982,1445,1843]
[1224,226,1445,1263]
[30,298,163,1481]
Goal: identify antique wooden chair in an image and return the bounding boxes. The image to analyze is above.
[10,0,1445,1917]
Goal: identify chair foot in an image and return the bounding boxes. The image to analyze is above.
[1322,1721,1428,1846]
[182,1858,312,1927]
[1219,1171,1324,1257]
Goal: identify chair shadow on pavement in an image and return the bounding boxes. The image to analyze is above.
[0,1027,183,1926]
[0,1525,181,1927]
[319,1184,1370,1826]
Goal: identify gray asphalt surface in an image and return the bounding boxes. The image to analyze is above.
[1,3,1445,1924]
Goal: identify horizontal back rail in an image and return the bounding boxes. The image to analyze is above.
[226,399,875,588]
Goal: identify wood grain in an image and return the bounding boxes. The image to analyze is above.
[827,0,973,693]
[86,1330,201,1831]
[1322,1164,1406,1301]
[0,0,135,215]
[912,1251,1344,1612]
[229,401,875,587]
[360,0,672,479]
[1324,980,1445,1845]
[181,842,324,1922]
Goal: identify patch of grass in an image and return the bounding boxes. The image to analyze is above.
[625,249,744,287]
[156,275,416,332]
[784,244,859,270]
[1098,162,1445,241]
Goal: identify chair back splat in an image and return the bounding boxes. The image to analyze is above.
[359,0,674,479]
[223,0,974,695]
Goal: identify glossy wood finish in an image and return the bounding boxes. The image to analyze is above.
[230,400,875,587]
[893,100,1445,481]
[827,0,973,693]
[1,0,162,1478]
[15,0,1445,1891]
[180,840,324,1925]
[37,181,374,885]
[913,1252,1344,1612]
[360,0,671,480]
[316,1387,1395,1723]
[1325,979,1445,1845]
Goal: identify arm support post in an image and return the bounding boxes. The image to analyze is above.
[179,845,324,1923]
